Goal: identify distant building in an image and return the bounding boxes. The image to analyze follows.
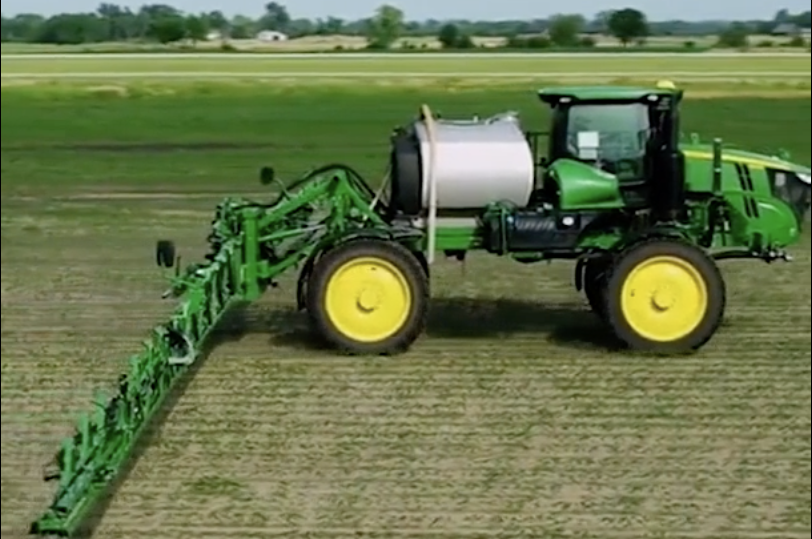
[256,30,288,42]
[772,23,799,36]
[802,27,811,40]
[206,31,222,41]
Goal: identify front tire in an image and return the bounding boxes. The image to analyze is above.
[307,240,429,355]
[604,239,726,354]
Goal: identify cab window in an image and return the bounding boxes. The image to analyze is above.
[565,103,650,181]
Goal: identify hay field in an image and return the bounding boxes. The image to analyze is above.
[1,80,810,538]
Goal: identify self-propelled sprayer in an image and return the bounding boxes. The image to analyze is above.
[31,82,811,536]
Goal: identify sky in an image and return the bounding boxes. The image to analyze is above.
[2,0,806,22]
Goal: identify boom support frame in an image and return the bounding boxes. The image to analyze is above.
[30,165,404,536]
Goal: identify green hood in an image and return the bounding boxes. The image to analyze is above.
[680,143,810,177]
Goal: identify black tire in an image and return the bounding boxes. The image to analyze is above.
[307,240,429,355]
[413,251,430,280]
[583,257,612,320]
[604,239,726,354]
[155,240,175,268]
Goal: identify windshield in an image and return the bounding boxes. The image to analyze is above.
[565,103,650,181]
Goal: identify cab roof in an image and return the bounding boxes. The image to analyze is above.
[538,83,682,104]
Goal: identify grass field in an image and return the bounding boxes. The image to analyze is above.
[1,52,811,81]
[1,79,810,538]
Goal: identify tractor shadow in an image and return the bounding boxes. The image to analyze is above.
[268,297,623,352]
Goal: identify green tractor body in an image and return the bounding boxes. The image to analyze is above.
[426,84,808,262]
[30,83,811,537]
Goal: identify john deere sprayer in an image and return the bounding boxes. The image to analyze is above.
[30,82,810,535]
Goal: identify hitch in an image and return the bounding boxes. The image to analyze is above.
[713,249,793,263]
[763,249,793,263]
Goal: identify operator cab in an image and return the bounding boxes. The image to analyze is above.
[536,82,686,218]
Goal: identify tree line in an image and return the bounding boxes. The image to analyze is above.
[1,3,810,48]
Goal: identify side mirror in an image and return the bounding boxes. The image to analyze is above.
[259,166,275,185]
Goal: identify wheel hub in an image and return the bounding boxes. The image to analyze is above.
[620,255,709,342]
[651,287,675,310]
[323,256,413,343]
[357,286,381,312]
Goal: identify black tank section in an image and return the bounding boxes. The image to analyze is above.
[389,127,423,217]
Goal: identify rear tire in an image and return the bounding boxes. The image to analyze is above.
[307,240,429,355]
[604,239,725,354]
[583,257,612,320]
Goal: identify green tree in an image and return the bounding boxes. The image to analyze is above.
[229,15,254,39]
[96,3,138,41]
[717,22,749,48]
[318,16,344,34]
[205,10,228,34]
[184,15,208,44]
[36,13,107,44]
[608,8,648,45]
[146,14,185,44]
[260,2,290,32]
[547,14,584,47]
[139,4,180,20]
[437,23,460,48]
[773,9,791,23]
[287,18,315,37]
[1,14,45,41]
[590,10,615,33]
[365,4,404,48]
[437,23,474,49]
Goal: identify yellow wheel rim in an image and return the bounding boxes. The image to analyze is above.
[324,256,412,343]
[620,255,709,342]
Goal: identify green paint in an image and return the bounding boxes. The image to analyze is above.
[548,159,625,210]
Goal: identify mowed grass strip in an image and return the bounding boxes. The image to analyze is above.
[1,53,811,74]
[1,82,809,538]
[2,82,809,196]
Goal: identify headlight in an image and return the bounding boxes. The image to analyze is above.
[797,173,811,185]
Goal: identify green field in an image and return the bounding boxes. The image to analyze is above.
[1,79,810,538]
[1,52,811,78]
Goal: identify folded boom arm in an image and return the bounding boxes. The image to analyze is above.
[30,165,396,536]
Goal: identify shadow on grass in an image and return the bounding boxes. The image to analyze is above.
[66,298,614,537]
[70,303,252,539]
[266,297,623,353]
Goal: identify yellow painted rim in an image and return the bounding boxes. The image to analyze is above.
[324,256,412,343]
[620,255,709,342]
